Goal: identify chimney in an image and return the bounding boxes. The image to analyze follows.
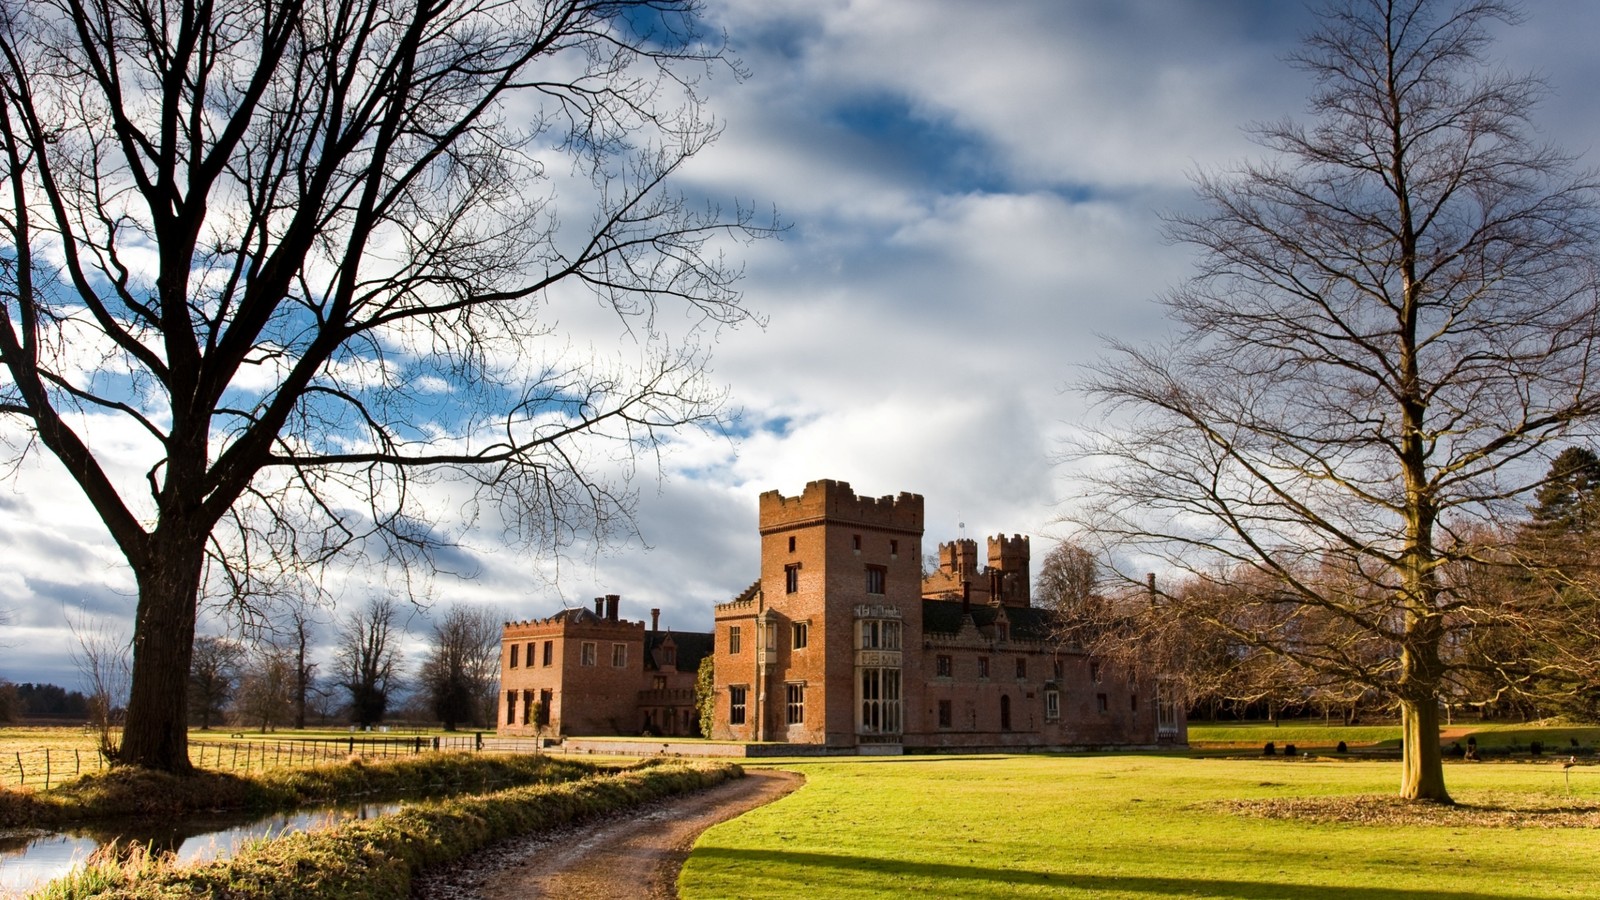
[605,594,619,622]
[651,608,660,633]
[593,597,604,617]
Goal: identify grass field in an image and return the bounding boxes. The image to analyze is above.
[682,754,1600,900]
[1186,720,1600,751]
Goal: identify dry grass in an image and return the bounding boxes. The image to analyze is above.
[1219,792,1600,828]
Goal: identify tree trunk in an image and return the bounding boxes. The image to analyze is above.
[1399,698,1449,802]
[118,544,204,773]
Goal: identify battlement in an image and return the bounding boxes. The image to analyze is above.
[759,479,924,535]
[988,534,1030,569]
[938,539,980,576]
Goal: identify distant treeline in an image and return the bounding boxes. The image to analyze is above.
[2,682,92,720]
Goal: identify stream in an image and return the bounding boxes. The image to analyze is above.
[0,799,404,897]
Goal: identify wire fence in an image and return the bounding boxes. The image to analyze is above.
[3,733,547,789]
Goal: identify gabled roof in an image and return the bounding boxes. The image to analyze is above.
[646,630,715,673]
[921,599,1058,642]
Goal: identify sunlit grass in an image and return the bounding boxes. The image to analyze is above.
[684,754,1600,900]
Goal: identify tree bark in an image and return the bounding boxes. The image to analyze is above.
[1399,695,1449,802]
[119,542,204,773]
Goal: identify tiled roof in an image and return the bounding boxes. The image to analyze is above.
[921,599,1058,641]
[646,630,715,673]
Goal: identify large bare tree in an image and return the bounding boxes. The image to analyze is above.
[0,0,768,771]
[1074,0,1600,801]
[335,596,403,728]
[417,604,500,730]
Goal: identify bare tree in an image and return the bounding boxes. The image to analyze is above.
[188,635,245,730]
[0,0,770,771]
[1074,0,1600,802]
[67,614,132,761]
[234,643,296,733]
[417,605,501,730]
[336,598,403,728]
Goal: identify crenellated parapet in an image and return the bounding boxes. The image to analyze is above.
[758,478,923,535]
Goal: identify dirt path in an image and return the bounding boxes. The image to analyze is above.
[411,768,801,900]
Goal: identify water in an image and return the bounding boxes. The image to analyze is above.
[0,800,403,897]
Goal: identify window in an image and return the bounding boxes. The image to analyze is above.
[663,645,676,667]
[653,675,667,690]
[522,691,533,725]
[1090,661,1102,683]
[788,535,796,553]
[978,656,990,679]
[729,685,747,725]
[785,564,801,594]
[996,622,1009,641]
[526,642,534,667]
[506,690,516,724]
[859,619,901,649]
[1052,658,1063,680]
[580,641,597,666]
[936,654,953,677]
[938,699,953,728]
[859,667,901,734]
[1045,689,1061,720]
[537,689,552,726]
[728,626,742,654]
[1015,658,1027,679]
[612,643,627,667]
[1131,694,1139,713]
[865,564,886,595]
[792,621,809,649]
[1000,695,1012,731]
[852,533,861,552]
[1096,693,1109,714]
[542,641,553,667]
[890,539,899,557]
[510,644,519,668]
[1158,683,1180,736]
[786,683,805,725]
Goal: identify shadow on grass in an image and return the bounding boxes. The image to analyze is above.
[691,846,1540,899]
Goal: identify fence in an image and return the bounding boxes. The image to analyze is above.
[4,733,548,789]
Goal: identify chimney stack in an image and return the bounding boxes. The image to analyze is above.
[651,608,660,633]
[605,594,619,622]
[593,597,604,617]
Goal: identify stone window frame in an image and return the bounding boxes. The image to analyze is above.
[935,654,953,678]
[858,618,900,650]
[728,625,742,654]
[1015,657,1026,680]
[792,620,809,650]
[785,682,805,725]
[1045,689,1061,720]
[611,643,628,667]
[785,563,801,594]
[580,641,597,667]
[509,644,519,669]
[1096,692,1109,714]
[864,564,886,595]
[977,656,990,679]
[729,684,748,725]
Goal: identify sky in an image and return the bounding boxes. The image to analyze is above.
[5,0,1600,691]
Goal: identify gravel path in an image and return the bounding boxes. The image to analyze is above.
[411,768,801,900]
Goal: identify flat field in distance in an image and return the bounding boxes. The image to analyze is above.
[681,754,1600,900]
[1187,721,1600,750]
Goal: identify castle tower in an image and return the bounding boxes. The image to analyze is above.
[938,539,979,577]
[987,534,1031,606]
[713,479,924,749]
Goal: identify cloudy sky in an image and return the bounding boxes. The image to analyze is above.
[5,0,1600,690]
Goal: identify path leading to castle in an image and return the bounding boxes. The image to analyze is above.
[411,768,802,900]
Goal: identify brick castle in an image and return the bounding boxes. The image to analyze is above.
[498,479,1185,751]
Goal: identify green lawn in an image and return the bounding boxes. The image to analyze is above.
[1186,720,1600,750]
[682,755,1600,899]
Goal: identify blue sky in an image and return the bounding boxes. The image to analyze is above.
[5,0,1600,690]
